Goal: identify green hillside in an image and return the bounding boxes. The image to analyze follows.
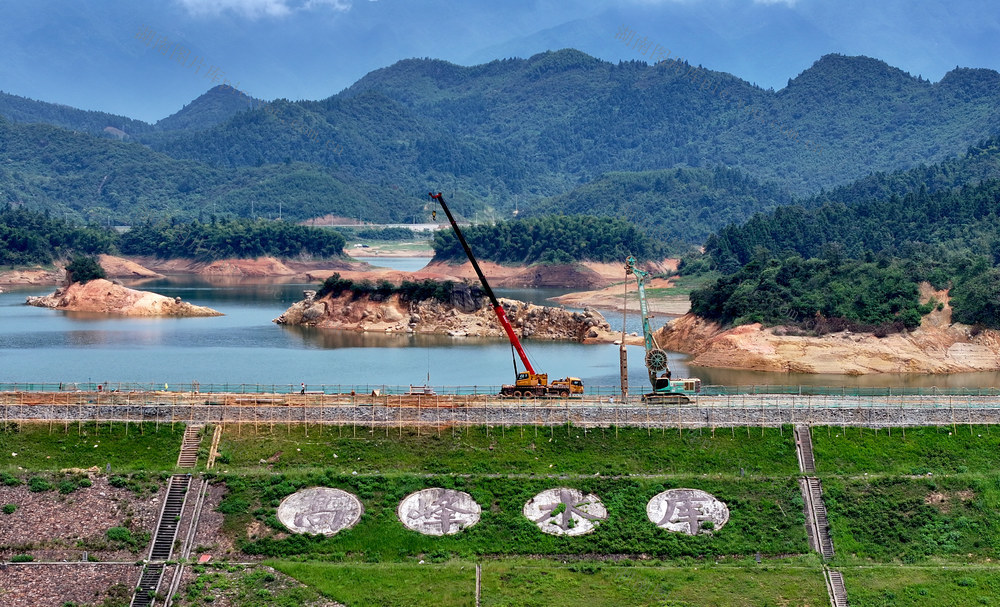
[0,90,154,137]
[2,50,999,237]
[705,137,1000,271]
[134,51,1000,222]
[0,116,377,224]
[687,137,1000,330]
[530,166,795,250]
[0,85,259,137]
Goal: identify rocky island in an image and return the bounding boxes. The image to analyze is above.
[274,283,617,342]
[26,279,222,317]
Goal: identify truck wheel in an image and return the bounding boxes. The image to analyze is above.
[512,390,522,398]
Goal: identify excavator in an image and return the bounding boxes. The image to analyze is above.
[429,193,584,398]
[624,255,701,403]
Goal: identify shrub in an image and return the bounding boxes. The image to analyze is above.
[10,554,34,562]
[28,476,54,492]
[106,527,135,544]
[106,526,150,552]
[2,504,16,515]
[65,255,107,284]
[217,496,250,515]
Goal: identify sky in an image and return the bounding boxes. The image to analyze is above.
[0,0,997,123]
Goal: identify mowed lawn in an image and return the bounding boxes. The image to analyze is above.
[271,558,831,607]
[7,421,1000,605]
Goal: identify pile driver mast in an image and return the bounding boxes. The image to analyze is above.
[625,255,701,402]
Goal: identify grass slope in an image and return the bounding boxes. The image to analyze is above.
[216,425,799,477]
[272,558,830,607]
[0,421,189,472]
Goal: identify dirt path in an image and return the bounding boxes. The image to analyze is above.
[549,277,691,316]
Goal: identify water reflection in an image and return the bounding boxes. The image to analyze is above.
[2,267,999,389]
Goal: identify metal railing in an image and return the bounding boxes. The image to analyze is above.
[2,382,999,398]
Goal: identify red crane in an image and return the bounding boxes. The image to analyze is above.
[429,193,582,398]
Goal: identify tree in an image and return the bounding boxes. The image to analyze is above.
[65,256,106,284]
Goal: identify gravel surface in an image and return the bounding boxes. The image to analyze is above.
[0,563,140,607]
[0,476,162,561]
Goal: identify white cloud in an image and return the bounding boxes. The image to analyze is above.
[176,0,351,19]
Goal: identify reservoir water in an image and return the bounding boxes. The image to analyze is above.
[2,259,998,391]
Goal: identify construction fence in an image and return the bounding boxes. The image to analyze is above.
[2,389,1000,429]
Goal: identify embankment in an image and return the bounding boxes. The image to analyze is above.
[655,286,1000,374]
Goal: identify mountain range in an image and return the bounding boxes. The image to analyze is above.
[1,49,999,249]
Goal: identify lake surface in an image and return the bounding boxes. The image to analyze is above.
[2,262,998,391]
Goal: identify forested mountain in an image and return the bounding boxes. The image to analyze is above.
[529,166,795,249]
[688,137,1000,330]
[0,85,259,138]
[0,116,376,224]
[153,86,260,132]
[2,50,999,229]
[0,90,155,137]
[705,137,1000,272]
[142,50,1000,224]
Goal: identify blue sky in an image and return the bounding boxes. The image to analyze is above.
[1,0,997,122]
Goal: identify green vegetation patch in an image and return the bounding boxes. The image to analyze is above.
[824,475,1000,563]
[481,559,828,607]
[0,422,186,472]
[272,561,475,607]
[315,273,470,304]
[643,271,721,298]
[215,425,798,477]
[225,473,807,560]
[842,565,1000,607]
[812,425,1000,475]
[690,255,929,331]
[182,564,323,607]
[105,525,152,553]
[119,217,345,260]
[65,255,107,283]
[271,558,828,607]
[431,215,660,264]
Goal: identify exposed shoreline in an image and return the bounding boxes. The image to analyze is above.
[655,285,1000,375]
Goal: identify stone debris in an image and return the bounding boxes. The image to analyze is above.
[0,476,162,562]
[0,564,140,607]
[274,289,617,343]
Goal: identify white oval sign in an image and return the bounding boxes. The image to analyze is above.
[398,488,481,535]
[646,488,729,534]
[523,487,608,536]
[277,487,363,535]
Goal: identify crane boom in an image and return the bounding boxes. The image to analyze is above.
[429,192,535,376]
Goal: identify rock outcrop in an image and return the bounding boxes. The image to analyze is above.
[656,287,1000,374]
[26,279,222,317]
[274,287,616,342]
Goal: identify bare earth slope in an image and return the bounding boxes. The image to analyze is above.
[25,279,222,317]
[421,259,677,289]
[655,286,1000,375]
